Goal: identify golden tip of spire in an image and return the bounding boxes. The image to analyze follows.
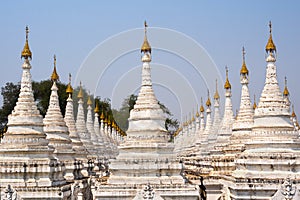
[21,26,32,60]
[206,90,211,107]
[196,104,200,117]
[100,111,105,120]
[291,105,296,118]
[214,79,220,99]
[141,21,151,53]
[66,73,73,94]
[112,120,116,128]
[51,55,59,81]
[87,95,92,105]
[224,67,231,89]
[265,21,276,52]
[200,97,205,112]
[200,105,205,112]
[240,47,249,75]
[206,98,211,107]
[253,102,257,110]
[77,81,83,98]
[94,100,100,113]
[253,94,257,110]
[107,116,111,125]
[283,76,289,96]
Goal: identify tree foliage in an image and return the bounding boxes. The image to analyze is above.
[0,82,20,128]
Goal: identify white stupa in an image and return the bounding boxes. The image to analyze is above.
[94,22,199,200]
[0,27,69,199]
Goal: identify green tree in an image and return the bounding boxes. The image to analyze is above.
[0,82,20,128]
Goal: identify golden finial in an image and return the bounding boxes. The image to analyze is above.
[87,93,93,106]
[103,115,108,124]
[77,81,83,99]
[283,76,289,96]
[21,26,32,60]
[240,47,249,75]
[100,111,105,120]
[214,79,220,99]
[141,21,151,53]
[224,66,231,89]
[291,105,296,118]
[94,99,100,113]
[107,116,111,126]
[253,94,257,110]
[196,104,200,117]
[265,21,276,52]
[188,113,192,124]
[111,120,115,128]
[113,121,117,129]
[51,55,59,81]
[66,73,73,94]
[192,109,195,121]
[206,90,211,107]
[200,97,205,112]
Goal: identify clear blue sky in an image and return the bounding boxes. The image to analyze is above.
[1,1,300,120]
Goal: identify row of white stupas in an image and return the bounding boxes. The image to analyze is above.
[0,22,202,200]
[0,26,124,199]
[174,22,300,200]
[1,20,299,200]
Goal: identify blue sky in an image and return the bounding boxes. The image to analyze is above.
[1,1,300,120]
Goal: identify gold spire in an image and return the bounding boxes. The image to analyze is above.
[206,90,211,107]
[87,95,92,106]
[240,47,249,75]
[196,104,200,117]
[77,81,83,99]
[283,76,289,96]
[253,94,257,110]
[51,55,59,81]
[100,111,105,120]
[103,115,108,124]
[188,113,192,124]
[192,109,195,122]
[224,67,231,89]
[291,105,296,118]
[107,116,111,126]
[112,120,117,129]
[66,73,73,94]
[94,99,100,113]
[21,26,32,60]
[200,97,204,112]
[265,21,276,52]
[141,21,151,53]
[214,79,220,99]
[184,116,188,126]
